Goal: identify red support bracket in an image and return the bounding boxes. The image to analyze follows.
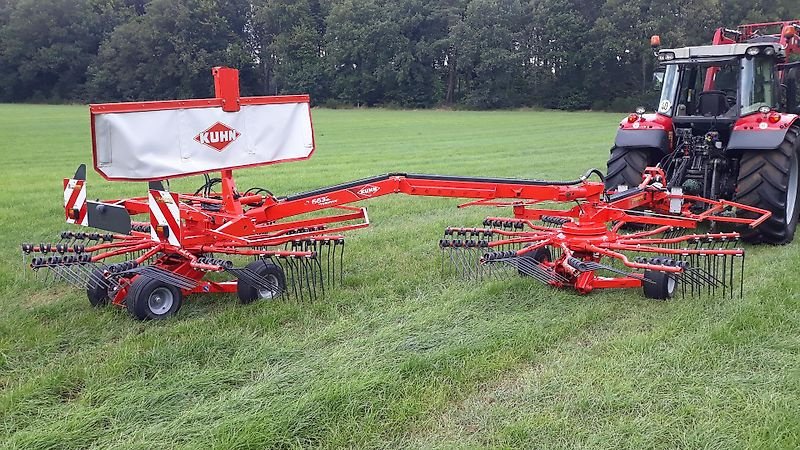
[212,66,241,112]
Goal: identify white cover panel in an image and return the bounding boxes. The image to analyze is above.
[93,102,314,180]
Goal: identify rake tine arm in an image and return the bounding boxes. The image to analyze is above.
[617,232,740,246]
[216,221,364,247]
[488,236,552,248]
[127,243,167,265]
[197,246,318,258]
[583,244,684,273]
[611,224,672,238]
[514,240,553,256]
[602,243,745,257]
[83,239,153,253]
[90,242,159,262]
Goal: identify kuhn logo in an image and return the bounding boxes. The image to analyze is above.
[194,122,241,152]
[311,196,337,206]
[355,185,380,197]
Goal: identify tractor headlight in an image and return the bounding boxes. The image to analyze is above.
[746,46,761,56]
[658,52,675,61]
[758,105,772,114]
[763,46,775,56]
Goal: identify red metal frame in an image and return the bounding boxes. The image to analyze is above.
[24,68,774,317]
[33,162,770,307]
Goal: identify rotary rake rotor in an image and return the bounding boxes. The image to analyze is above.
[20,68,773,320]
[439,168,769,299]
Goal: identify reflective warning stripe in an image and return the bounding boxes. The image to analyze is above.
[148,190,182,246]
[63,178,88,226]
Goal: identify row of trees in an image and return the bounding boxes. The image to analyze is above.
[0,0,798,110]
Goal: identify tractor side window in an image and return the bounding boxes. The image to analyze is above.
[657,65,679,115]
[741,57,776,115]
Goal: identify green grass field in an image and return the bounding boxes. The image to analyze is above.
[0,105,798,449]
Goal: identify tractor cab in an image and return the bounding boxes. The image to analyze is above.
[655,42,785,129]
[606,21,800,245]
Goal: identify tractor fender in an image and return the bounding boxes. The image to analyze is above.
[727,114,799,152]
[727,129,790,151]
[614,129,670,154]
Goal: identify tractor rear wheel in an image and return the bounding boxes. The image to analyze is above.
[126,276,183,320]
[605,147,652,192]
[735,127,800,244]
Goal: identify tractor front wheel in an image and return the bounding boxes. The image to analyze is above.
[126,276,183,320]
[735,127,800,244]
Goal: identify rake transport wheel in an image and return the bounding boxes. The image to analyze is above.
[735,126,800,244]
[517,247,552,277]
[237,260,286,304]
[642,270,677,300]
[86,268,109,307]
[126,276,183,320]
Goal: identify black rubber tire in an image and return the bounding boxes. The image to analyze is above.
[237,260,286,304]
[605,147,652,192]
[642,270,677,300]
[734,126,800,244]
[786,68,798,115]
[517,247,552,277]
[86,268,109,307]
[606,146,661,230]
[125,276,183,320]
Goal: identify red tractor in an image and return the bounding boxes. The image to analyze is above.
[606,21,800,244]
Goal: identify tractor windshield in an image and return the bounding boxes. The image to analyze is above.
[659,56,778,118]
[663,60,740,118]
[740,57,776,115]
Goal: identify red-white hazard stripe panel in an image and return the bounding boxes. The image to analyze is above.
[148,190,182,246]
[64,178,88,226]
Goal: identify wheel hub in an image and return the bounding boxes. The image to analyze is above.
[257,274,280,299]
[148,287,174,314]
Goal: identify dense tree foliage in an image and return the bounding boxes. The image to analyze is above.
[0,0,797,109]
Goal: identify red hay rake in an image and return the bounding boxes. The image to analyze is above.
[21,68,771,320]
